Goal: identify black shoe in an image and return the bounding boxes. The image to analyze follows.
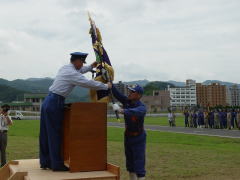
[52,166,69,171]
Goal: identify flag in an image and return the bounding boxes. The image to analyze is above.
[88,12,114,102]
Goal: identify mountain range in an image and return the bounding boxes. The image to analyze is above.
[202,80,240,87]
[0,78,89,103]
[0,78,239,103]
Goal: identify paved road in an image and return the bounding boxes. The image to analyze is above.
[108,122,240,139]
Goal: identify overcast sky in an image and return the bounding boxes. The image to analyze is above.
[0,0,239,83]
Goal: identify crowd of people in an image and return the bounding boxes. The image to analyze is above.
[168,108,240,130]
[183,109,240,130]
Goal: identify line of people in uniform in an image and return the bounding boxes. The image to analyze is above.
[183,109,240,130]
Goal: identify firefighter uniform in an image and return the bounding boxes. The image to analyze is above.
[112,85,147,179]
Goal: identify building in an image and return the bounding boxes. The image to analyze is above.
[142,90,170,112]
[0,101,33,111]
[227,85,240,106]
[169,79,197,108]
[0,93,48,112]
[24,93,47,111]
[196,83,228,107]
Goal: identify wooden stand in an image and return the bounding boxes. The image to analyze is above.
[0,102,120,180]
[0,159,120,180]
[63,102,107,172]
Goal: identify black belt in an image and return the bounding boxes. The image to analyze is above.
[125,130,143,137]
[49,92,65,100]
[0,130,7,133]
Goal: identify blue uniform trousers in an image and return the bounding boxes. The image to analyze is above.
[124,131,146,178]
[193,118,197,128]
[209,118,214,128]
[220,118,224,129]
[39,92,65,169]
[184,117,189,127]
[231,117,236,128]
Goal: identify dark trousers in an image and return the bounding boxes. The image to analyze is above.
[0,131,7,167]
[223,119,227,128]
[185,117,189,127]
[220,119,224,129]
[39,93,65,169]
[124,131,146,178]
[209,119,214,128]
[193,119,197,128]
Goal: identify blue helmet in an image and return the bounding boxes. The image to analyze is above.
[128,84,144,95]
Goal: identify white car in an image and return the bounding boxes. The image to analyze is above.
[11,111,24,120]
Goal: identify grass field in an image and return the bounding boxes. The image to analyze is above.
[109,116,185,127]
[5,120,240,180]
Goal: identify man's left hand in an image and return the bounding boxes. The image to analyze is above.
[118,108,124,114]
[112,104,124,114]
[91,61,98,68]
[107,82,112,89]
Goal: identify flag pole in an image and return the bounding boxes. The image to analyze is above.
[87,11,120,120]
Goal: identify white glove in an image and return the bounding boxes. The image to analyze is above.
[112,103,121,111]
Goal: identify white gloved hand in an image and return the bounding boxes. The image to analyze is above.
[112,103,121,111]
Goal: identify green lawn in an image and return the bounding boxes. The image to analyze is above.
[5,120,240,180]
[109,116,185,127]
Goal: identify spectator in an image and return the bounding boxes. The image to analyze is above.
[168,110,174,127]
[183,109,189,127]
[0,104,13,167]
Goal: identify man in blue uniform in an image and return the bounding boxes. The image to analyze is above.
[231,109,237,128]
[219,109,224,129]
[197,110,204,128]
[183,109,189,127]
[209,110,215,129]
[110,84,146,180]
[40,52,111,171]
[223,109,228,129]
[192,111,198,128]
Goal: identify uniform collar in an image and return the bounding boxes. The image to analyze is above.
[129,100,141,106]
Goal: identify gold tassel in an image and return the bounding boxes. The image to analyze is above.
[90,63,115,103]
[96,28,102,43]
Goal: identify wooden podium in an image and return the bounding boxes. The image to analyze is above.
[63,102,119,179]
[0,102,120,180]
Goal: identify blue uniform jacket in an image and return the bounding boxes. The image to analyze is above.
[192,113,197,120]
[231,111,236,119]
[219,112,224,121]
[209,112,214,120]
[184,112,189,118]
[197,112,204,120]
[111,85,146,134]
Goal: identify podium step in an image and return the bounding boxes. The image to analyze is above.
[0,159,120,180]
[9,164,18,176]
[24,177,31,180]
